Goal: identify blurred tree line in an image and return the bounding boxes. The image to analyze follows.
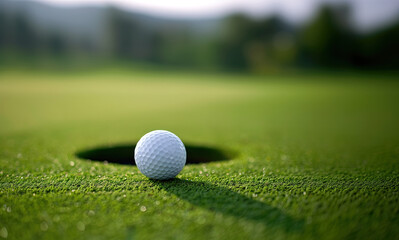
[0,11,67,58]
[0,4,398,71]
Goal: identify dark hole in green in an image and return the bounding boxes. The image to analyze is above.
[76,143,234,165]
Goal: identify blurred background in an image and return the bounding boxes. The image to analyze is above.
[0,0,398,72]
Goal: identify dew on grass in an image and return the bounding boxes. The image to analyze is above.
[53,216,60,222]
[40,222,48,231]
[0,227,8,238]
[197,217,206,225]
[77,222,85,231]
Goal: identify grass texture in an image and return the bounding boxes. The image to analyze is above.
[0,69,399,239]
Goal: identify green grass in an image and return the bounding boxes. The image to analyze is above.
[0,68,399,239]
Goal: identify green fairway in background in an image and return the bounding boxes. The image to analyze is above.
[0,69,399,239]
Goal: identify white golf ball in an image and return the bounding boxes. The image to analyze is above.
[134,130,186,180]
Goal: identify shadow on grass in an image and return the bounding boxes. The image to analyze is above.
[76,143,235,165]
[154,179,304,232]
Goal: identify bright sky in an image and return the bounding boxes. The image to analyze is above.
[27,0,399,29]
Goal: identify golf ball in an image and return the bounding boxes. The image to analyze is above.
[134,130,186,180]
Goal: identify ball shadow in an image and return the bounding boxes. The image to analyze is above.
[154,179,304,232]
[76,143,235,165]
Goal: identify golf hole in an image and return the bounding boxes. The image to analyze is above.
[76,143,235,165]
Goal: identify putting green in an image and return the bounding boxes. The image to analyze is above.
[0,69,398,239]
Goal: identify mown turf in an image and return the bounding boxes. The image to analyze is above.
[0,69,399,240]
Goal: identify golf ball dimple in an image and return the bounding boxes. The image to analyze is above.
[134,130,186,180]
